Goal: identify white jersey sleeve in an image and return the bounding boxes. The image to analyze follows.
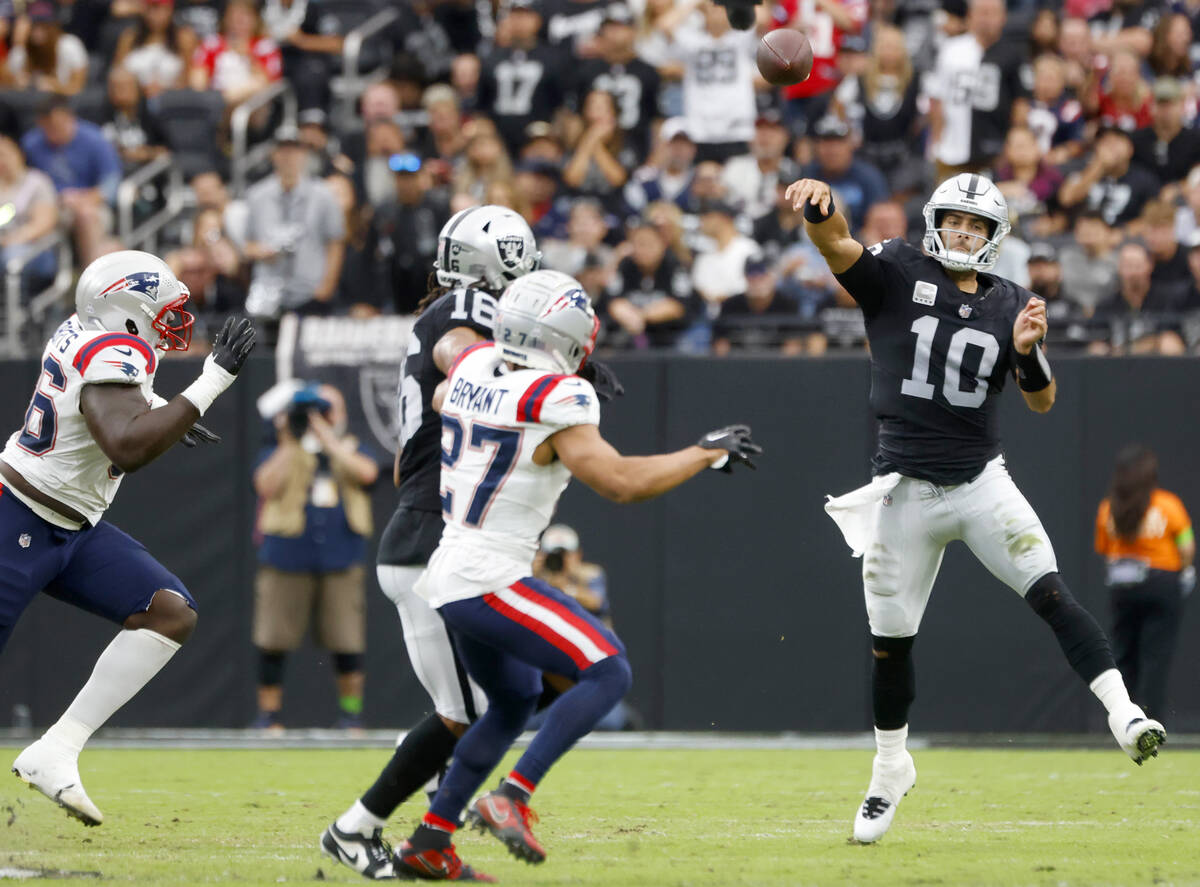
[534,375,600,431]
[0,315,158,526]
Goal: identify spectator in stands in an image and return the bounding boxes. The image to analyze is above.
[323,172,374,317]
[252,382,379,731]
[692,200,760,321]
[858,199,910,246]
[723,110,796,221]
[21,96,121,266]
[296,108,350,179]
[365,153,449,315]
[190,168,249,248]
[1183,234,1200,315]
[0,134,59,298]
[753,178,806,262]
[1095,445,1194,720]
[1147,14,1194,80]
[1141,199,1193,291]
[1026,53,1085,166]
[597,216,697,349]
[416,84,467,185]
[189,0,283,108]
[927,0,1027,179]
[1131,78,1200,189]
[262,0,344,113]
[112,0,192,99]
[1095,47,1152,132]
[1059,209,1119,317]
[515,157,571,240]
[339,80,401,174]
[798,115,888,232]
[1090,240,1187,355]
[100,66,168,172]
[991,125,1062,230]
[658,0,761,163]
[1026,241,1092,350]
[449,52,481,112]
[355,119,406,208]
[777,0,869,134]
[3,1,88,96]
[452,129,514,205]
[175,0,223,44]
[1059,126,1160,227]
[561,89,635,212]
[518,120,566,165]
[1056,17,1098,99]
[830,24,924,198]
[714,254,812,356]
[1175,167,1200,246]
[243,125,345,328]
[165,206,246,338]
[572,4,660,163]
[624,117,697,215]
[540,198,613,277]
[477,0,567,157]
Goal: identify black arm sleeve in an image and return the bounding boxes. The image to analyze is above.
[833,246,887,316]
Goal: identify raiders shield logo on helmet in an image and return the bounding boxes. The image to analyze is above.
[496,235,525,269]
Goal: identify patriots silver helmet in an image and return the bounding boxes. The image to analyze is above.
[922,174,1011,272]
[75,250,194,351]
[495,270,600,374]
[434,204,541,292]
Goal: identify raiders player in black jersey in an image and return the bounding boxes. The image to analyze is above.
[787,173,1166,844]
[320,205,621,879]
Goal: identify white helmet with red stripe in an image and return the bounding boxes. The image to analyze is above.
[75,250,194,351]
[495,270,599,374]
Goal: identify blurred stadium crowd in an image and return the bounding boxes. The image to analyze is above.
[2,0,1200,358]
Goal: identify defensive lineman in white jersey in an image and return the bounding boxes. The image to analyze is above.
[391,270,761,881]
[1,250,256,825]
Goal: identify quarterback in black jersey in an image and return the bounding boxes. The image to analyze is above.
[787,173,1166,845]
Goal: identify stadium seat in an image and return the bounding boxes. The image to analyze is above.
[71,84,110,126]
[151,89,227,179]
[0,89,51,141]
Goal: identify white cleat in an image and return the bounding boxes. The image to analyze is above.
[12,739,103,827]
[1108,705,1166,765]
[853,751,916,844]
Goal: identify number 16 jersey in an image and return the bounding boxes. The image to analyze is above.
[415,342,599,608]
[834,238,1029,485]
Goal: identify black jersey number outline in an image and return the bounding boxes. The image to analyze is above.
[900,315,1000,409]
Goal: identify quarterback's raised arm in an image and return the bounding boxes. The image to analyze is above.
[547,423,759,504]
[785,178,864,274]
[1012,296,1056,413]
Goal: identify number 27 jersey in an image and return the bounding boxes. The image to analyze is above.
[835,238,1028,485]
[416,342,599,607]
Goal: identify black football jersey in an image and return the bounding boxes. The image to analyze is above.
[835,238,1031,484]
[390,286,497,516]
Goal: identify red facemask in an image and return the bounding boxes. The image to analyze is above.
[152,293,195,351]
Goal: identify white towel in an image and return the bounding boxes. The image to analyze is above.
[824,473,902,557]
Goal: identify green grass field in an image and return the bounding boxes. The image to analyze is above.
[1,746,1198,886]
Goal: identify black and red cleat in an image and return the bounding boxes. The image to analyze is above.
[394,841,497,882]
[466,792,546,864]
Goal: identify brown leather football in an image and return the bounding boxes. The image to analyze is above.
[756,29,814,87]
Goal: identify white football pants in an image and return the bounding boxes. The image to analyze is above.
[377,564,488,725]
[862,455,1059,637]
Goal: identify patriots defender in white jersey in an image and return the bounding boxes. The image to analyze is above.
[2,250,255,826]
[788,173,1165,845]
[392,270,760,882]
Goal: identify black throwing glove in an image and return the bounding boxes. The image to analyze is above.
[211,317,257,375]
[697,424,762,472]
[577,359,625,402]
[180,421,222,448]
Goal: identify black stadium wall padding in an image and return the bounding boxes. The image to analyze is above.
[2,356,1198,733]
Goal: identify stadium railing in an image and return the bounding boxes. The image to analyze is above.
[330,5,401,132]
[117,153,186,253]
[230,82,299,197]
[1,229,73,357]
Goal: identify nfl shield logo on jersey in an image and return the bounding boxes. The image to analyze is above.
[18,533,31,549]
[496,236,525,269]
[958,304,973,319]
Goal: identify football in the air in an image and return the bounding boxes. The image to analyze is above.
[756,29,814,86]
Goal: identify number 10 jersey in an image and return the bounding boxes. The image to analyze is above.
[834,238,1029,485]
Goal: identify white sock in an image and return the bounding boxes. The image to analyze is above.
[337,799,387,836]
[44,629,180,755]
[875,725,909,763]
[1089,668,1135,715]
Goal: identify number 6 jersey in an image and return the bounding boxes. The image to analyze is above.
[1,315,158,526]
[834,238,1029,485]
[414,342,599,608]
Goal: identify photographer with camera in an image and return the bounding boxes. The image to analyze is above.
[251,381,379,731]
[243,125,345,343]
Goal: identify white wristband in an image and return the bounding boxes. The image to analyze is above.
[180,355,236,416]
[708,453,729,470]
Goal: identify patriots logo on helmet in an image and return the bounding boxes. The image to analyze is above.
[99,271,161,301]
[496,235,525,268]
[543,289,589,316]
